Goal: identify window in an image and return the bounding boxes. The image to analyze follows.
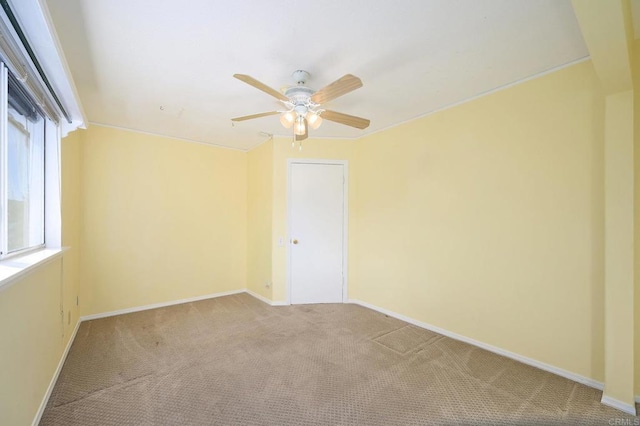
[0,0,78,282]
[1,64,47,257]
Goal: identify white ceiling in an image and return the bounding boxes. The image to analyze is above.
[44,0,587,151]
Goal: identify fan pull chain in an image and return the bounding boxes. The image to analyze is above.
[291,129,302,151]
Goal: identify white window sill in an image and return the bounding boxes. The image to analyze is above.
[0,248,65,291]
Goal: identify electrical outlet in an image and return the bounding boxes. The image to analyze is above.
[76,296,79,306]
[265,281,271,288]
[68,311,71,325]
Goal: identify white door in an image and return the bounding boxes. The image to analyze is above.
[289,162,345,304]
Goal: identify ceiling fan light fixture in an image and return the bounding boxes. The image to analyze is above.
[307,111,322,130]
[280,111,295,128]
[294,115,306,136]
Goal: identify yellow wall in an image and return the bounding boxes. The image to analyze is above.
[62,129,83,343]
[270,136,356,302]
[0,130,84,426]
[0,260,64,426]
[352,61,606,381]
[79,125,247,315]
[572,1,636,408]
[247,138,273,299]
[636,88,640,398]
[633,39,640,399]
[603,89,635,406]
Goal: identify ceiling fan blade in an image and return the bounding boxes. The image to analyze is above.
[321,110,370,129]
[311,74,363,104]
[296,118,308,141]
[231,111,280,122]
[234,74,289,102]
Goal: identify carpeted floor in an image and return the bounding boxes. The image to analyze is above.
[40,293,638,425]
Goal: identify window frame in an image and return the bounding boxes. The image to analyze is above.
[0,62,48,259]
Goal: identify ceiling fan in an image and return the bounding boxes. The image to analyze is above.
[231,70,370,143]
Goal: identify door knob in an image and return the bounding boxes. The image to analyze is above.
[292,239,299,244]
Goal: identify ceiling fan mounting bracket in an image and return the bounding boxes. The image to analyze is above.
[292,70,310,85]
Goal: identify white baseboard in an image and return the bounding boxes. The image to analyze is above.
[32,319,81,426]
[79,289,245,321]
[601,395,637,416]
[244,289,289,306]
[245,289,273,305]
[348,299,605,392]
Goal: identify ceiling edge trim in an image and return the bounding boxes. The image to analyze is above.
[361,55,591,140]
[87,122,248,152]
[93,56,591,153]
[248,56,591,151]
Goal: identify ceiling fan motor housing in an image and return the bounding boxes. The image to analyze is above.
[286,70,316,118]
[285,86,315,105]
[284,73,316,118]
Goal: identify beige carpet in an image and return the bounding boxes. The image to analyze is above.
[40,293,638,425]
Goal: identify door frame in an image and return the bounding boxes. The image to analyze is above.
[286,158,349,305]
